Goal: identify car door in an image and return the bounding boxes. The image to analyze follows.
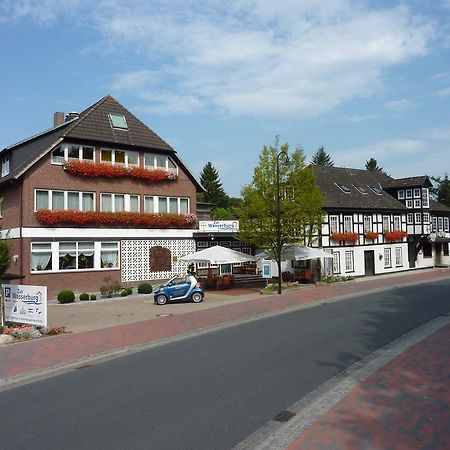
[167,278,190,300]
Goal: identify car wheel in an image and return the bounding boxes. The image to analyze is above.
[192,292,203,303]
[156,294,168,305]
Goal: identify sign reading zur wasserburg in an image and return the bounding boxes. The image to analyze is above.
[3,284,48,326]
[198,220,239,233]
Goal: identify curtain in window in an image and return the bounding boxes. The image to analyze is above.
[101,194,112,212]
[68,192,79,210]
[169,198,178,213]
[31,252,52,271]
[59,243,77,270]
[144,154,155,168]
[145,197,154,213]
[82,193,94,211]
[128,151,139,166]
[115,195,125,212]
[156,155,166,168]
[159,197,167,213]
[115,151,126,164]
[52,192,64,210]
[130,195,139,212]
[101,149,112,162]
[36,191,49,209]
[78,242,94,269]
[180,198,188,214]
[101,243,118,268]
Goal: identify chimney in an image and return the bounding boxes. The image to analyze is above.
[53,112,64,127]
[65,112,79,122]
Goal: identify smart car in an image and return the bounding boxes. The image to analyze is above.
[153,275,204,305]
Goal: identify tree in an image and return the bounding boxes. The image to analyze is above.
[311,146,334,166]
[198,162,229,208]
[365,158,383,172]
[237,138,323,294]
[430,174,450,207]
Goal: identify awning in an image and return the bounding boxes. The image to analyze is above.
[180,246,257,264]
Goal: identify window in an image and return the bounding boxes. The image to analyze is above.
[144,196,154,213]
[53,144,95,164]
[329,215,338,233]
[395,247,402,267]
[438,217,443,231]
[109,114,128,130]
[398,190,405,200]
[101,149,112,163]
[443,243,449,256]
[344,251,354,272]
[423,242,432,258]
[180,198,189,214]
[59,242,94,270]
[155,196,189,214]
[393,216,401,231]
[406,189,412,199]
[332,252,340,274]
[31,243,52,271]
[364,215,372,233]
[432,216,438,231]
[82,193,95,211]
[67,145,80,160]
[114,194,125,212]
[51,146,65,164]
[369,186,383,195]
[159,197,168,213]
[1,155,10,177]
[35,190,95,211]
[52,191,64,210]
[414,199,421,208]
[406,200,413,208]
[101,242,119,268]
[343,216,352,232]
[100,193,139,212]
[407,213,413,224]
[354,185,367,194]
[100,148,138,167]
[127,151,139,166]
[415,213,422,223]
[35,190,49,209]
[129,195,139,212]
[336,183,351,194]
[384,248,391,268]
[413,188,421,198]
[144,153,178,172]
[422,188,429,208]
[423,213,430,224]
[444,217,449,231]
[382,216,390,232]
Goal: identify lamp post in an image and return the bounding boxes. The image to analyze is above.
[275,150,289,295]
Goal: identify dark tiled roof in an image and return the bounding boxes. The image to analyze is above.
[382,176,432,189]
[312,166,406,211]
[62,96,173,151]
[430,199,450,213]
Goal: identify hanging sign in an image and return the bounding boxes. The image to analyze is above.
[198,221,239,233]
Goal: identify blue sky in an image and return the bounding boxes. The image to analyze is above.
[1,0,450,196]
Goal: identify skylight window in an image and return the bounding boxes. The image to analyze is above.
[368,186,383,195]
[354,185,367,194]
[335,183,351,194]
[109,114,128,130]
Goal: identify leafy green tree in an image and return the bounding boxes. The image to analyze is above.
[311,146,334,166]
[365,158,383,172]
[211,207,235,220]
[430,174,450,207]
[198,162,229,208]
[238,138,323,294]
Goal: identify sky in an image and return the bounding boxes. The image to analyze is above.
[1,0,450,196]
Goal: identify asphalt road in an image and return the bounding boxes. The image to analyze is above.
[1,279,449,450]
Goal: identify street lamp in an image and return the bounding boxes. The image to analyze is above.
[275,150,289,295]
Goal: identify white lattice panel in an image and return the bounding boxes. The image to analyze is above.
[121,239,196,282]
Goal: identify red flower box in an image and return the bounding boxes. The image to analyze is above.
[35,210,197,228]
[330,232,359,244]
[365,231,379,240]
[64,161,177,183]
[384,230,408,242]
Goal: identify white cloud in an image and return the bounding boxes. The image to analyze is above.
[384,99,415,112]
[2,0,436,117]
[436,86,450,96]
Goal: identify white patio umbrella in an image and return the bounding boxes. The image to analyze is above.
[180,246,257,264]
[256,245,332,261]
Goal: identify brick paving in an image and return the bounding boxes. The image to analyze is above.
[0,268,449,380]
[287,322,450,450]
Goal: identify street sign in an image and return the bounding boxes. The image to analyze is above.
[3,284,47,326]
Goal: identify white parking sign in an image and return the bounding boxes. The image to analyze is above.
[3,284,47,326]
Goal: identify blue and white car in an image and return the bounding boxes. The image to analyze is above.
[153,275,204,305]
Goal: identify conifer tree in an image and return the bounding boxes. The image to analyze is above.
[199,162,229,208]
[311,146,334,166]
[365,158,383,172]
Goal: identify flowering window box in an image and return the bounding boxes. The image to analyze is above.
[330,232,359,244]
[384,230,408,242]
[35,209,197,228]
[365,231,379,240]
[64,161,177,183]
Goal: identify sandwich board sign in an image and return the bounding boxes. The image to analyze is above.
[2,284,47,326]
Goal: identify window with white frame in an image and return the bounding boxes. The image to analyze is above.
[445,217,449,231]
[413,188,421,198]
[395,247,402,267]
[336,183,351,194]
[398,190,405,200]
[438,217,443,231]
[100,193,140,212]
[59,241,95,270]
[101,242,119,268]
[354,185,367,194]
[368,186,383,195]
[144,196,154,213]
[423,213,430,224]
[343,215,352,232]
[144,153,177,172]
[108,114,128,130]
[329,215,338,233]
[34,189,95,211]
[407,213,413,224]
[31,243,52,271]
[332,252,340,274]
[51,144,94,164]
[384,248,391,268]
[382,215,390,232]
[422,189,429,208]
[414,199,421,208]
[415,213,422,223]
[432,216,438,231]
[406,189,412,199]
[393,216,401,231]
[154,196,190,214]
[1,155,10,177]
[363,215,372,233]
[406,200,413,208]
[100,149,138,167]
[344,251,354,272]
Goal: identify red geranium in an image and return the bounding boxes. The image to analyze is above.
[330,232,359,244]
[365,231,379,240]
[384,230,408,242]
